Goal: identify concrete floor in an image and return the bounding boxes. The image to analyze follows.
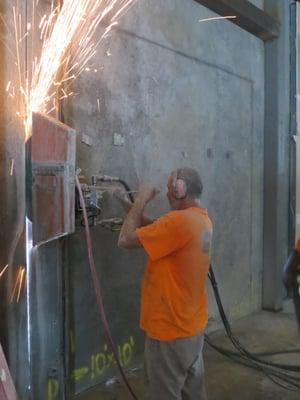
[75,301,300,400]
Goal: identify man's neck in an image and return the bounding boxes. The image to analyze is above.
[177,198,200,210]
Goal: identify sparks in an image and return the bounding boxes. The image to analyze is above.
[6,81,11,92]
[3,0,136,140]
[198,15,237,23]
[16,267,26,303]
[10,266,26,303]
[10,158,14,176]
[1,1,137,308]
[0,265,9,279]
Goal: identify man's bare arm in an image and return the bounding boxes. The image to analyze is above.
[114,191,154,226]
[118,185,158,249]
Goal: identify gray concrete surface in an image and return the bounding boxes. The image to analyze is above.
[64,0,266,393]
[74,301,300,400]
[66,0,265,320]
[263,0,292,311]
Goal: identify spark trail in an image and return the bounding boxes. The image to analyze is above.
[2,0,136,139]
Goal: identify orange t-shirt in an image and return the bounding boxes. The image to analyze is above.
[136,207,213,341]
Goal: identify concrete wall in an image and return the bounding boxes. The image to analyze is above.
[64,0,265,394]
[263,0,292,310]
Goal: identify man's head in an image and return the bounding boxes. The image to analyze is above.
[167,167,203,209]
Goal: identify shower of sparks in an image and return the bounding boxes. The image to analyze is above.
[0,265,9,279]
[10,266,26,303]
[1,0,136,306]
[17,267,26,303]
[10,158,15,176]
[198,16,237,23]
[2,0,136,140]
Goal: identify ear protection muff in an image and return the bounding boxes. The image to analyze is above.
[172,172,187,200]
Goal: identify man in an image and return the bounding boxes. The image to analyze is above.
[118,167,213,400]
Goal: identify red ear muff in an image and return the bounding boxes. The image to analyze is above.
[174,178,187,200]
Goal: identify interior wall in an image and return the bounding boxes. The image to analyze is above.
[63,0,265,394]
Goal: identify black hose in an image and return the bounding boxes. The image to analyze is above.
[118,179,135,203]
[205,337,300,392]
[208,266,300,371]
[207,265,300,392]
[255,349,300,357]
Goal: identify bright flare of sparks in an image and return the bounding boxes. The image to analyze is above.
[198,16,237,23]
[1,0,136,306]
[3,0,136,140]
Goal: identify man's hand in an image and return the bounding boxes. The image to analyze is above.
[114,187,154,227]
[136,184,159,205]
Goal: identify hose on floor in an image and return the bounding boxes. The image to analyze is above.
[206,265,300,392]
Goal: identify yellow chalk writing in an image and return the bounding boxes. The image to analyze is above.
[47,379,59,400]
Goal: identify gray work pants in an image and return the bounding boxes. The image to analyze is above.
[144,331,208,400]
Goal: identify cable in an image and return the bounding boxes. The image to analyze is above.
[207,265,300,392]
[255,349,300,357]
[117,179,135,203]
[205,337,300,392]
[208,266,300,370]
[93,175,135,203]
[75,174,138,400]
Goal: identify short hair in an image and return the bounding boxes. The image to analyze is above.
[176,167,203,198]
